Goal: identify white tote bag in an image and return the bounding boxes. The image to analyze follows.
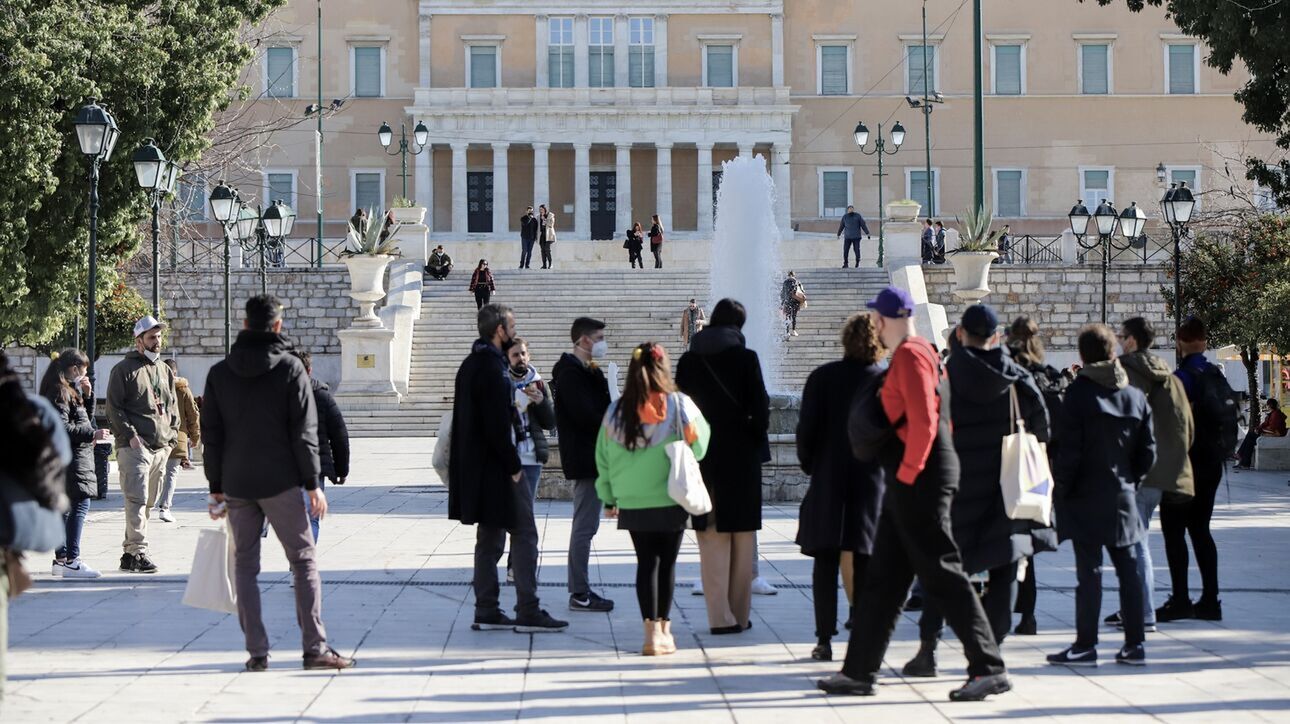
[665,395,713,516]
[183,524,238,615]
[432,409,453,482]
[998,386,1054,526]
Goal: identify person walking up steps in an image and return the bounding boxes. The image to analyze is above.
[818,286,1010,702]
[781,272,805,337]
[469,260,496,310]
[680,299,706,349]
[202,294,355,671]
[106,316,179,574]
[155,359,200,523]
[552,317,616,613]
[597,342,711,656]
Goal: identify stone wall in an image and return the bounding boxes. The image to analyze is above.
[922,264,1172,348]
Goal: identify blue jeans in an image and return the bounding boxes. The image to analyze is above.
[56,497,91,562]
[307,477,325,542]
[1133,486,1163,625]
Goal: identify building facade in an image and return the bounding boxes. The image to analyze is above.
[202,0,1274,243]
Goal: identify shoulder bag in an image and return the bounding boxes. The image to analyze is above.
[998,385,1054,525]
[665,394,712,516]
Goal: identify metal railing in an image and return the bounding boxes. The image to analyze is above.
[999,234,1063,264]
[127,237,350,273]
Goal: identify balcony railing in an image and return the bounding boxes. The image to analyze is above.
[414,85,792,110]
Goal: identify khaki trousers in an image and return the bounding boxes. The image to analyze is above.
[696,529,755,629]
[117,445,166,555]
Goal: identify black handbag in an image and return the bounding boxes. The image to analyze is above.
[847,371,900,463]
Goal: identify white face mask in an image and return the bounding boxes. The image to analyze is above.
[591,340,609,360]
[143,350,160,363]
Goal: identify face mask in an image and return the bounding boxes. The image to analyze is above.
[143,350,160,363]
[510,363,529,376]
[591,340,609,359]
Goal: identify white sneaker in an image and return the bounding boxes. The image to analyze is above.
[751,577,779,595]
[51,560,67,577]
[61,560,102,579]
[691,579,704,596]
[158,509,175,523]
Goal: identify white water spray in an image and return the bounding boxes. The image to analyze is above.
[709,155,784,391]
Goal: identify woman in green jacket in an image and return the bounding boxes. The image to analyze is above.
[596,342,710,656]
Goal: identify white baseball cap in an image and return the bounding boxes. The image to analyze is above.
[132,316,165,338]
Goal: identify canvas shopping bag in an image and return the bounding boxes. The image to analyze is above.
[182,523,238,615]
[998,386,1054,526]
[665,395,712,516]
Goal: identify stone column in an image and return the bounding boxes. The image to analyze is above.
[614,14,629,88]
[574,14,589,88]
[656,15,669,86]
[415,145,432,229]
[737,142,754,159]
[535,15,549,87]
[771,13,785,87]
[615,143,632,232]
[773,142,793,240]
[574,142,591,239]
[419,12,432,87]
[451,143,468,234]
[655,142,673,230]
[492,142,509,238]
[697,142,714,234]
[532,142,551,210]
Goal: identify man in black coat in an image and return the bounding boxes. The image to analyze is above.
[450,304,567,633]
[293,351,350,543]
[202,294,353,671]
[519,206,539,269]
[550,317,615,613]
[905,305,1049,677]
[1048,324,1155,668]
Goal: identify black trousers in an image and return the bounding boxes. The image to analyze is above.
[1237,431,1259,467]
[842,238,862,266]
[539,242,553,268]
[1161,451,1223,601]
[628,249,643,267]
[813,549,869,642]
[629,531,684,620]
[474,289,491,310]
[841,481,1006,680]
[652,246,663,268]
[1074,540,1143,648]
[520,239,535,268]
[1014,555,1037,616]
[784,306,799,332]
[918,560,1018,646]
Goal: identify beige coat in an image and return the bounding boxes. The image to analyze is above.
[170,377,201,461]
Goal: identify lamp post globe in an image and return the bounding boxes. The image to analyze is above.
[890,121,907,148]
[853,122,869,149]
[1160,184,1177,225]
[1068,200,1091,236]
[1169,181,1195,224]
[262,200,286,238]
[132,138,166,190]
[378,121,394,148]
[413,121,429,148]
[1118,201,1147,240]
[73,98,121,160]
[235,202,258,244]
[1093,199,1119,236]
[209,181,237,223]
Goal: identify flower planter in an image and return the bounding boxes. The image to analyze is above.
[390,206,426,225]
[885,201,922,223]
[343,254,394,327]
[949,251,1000,301]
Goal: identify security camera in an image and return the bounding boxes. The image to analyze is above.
[905,96,919,108]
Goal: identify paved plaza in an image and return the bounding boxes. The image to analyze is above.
[6,438,1290,723]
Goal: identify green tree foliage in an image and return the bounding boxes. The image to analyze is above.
[1086,0,1290,206]
[0,0,282,348]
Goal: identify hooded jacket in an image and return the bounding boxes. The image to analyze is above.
[105,350,179,451]
[201,331,320,498]
[1053,360,1156,547]
[51,390,97,500]
[1119,351,1195,498]
[169,377,201,461]
[312,378,350,480]
[448,339,523,528]
[551,352,612,480]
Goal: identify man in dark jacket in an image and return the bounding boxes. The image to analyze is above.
[293,351,350,543]
[519,206,539,269]
[202,295,354,671]
[551,317,615,613]
[904,305,1049,678]
[1048,324,1156,668]
[451,304,567,633]
[836,205,872,268]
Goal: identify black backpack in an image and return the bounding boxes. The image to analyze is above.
[1190,363,1241,459]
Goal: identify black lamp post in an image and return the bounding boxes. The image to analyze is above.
[377,120,429,200]
[1161,181,1195,363]
[208,181,239,353]
[73,98,121,388]
[1070,199,1145,324]
[240,199,296,295]
[854,120,906,267]
[132,139,178,318]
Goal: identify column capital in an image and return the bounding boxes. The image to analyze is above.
[655,141,675,150]
[535,13,548,22]
[531,141,552,151]
[696,141,715,151]
[615,141,633,151]
[491,142,511,152]
[420,11,432,21]
[450,142,470,151]
[655,13,670,21]
[615,12,628,21]
[573,142,593,152]
[575,12,588,20]
[770,12,784,21]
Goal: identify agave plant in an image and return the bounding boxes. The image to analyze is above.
[341,207,402,257]
[956,204,999,252]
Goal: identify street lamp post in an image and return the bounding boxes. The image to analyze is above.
[377,120,429,200]
[132,139,178,318]
[241,199,296,295]
[73,98,121,388]
[208,181,239,354]
[1161,181,1195,363]
[854,121,906,267]
[1069,199,1145,324]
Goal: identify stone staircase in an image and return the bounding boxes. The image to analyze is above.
[343,266,890,437]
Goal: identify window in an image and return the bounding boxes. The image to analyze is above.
[704,45,735,88]
[994,169,1025,217]
[819,169,852,217]
[353,46,383,97]
[265,47,295,98]
[264,171,297,211]
[818,45,850,95]
[352,171,384,213]
[177,174,206,221]
[1080,43,1110,94]
[907,168,940,215]
[469,45,498,88]
[1166,42,1197,94]
[629,17,655,88]
[549,17,574,88]
[588,17,614,88]
[906,44,937,94]
[1166,166,1201,210]
[1080,168,1114,208]
[992,44,1023,95]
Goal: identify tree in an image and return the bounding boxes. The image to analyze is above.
[0,0,284,349]
[1087,0,1290,206]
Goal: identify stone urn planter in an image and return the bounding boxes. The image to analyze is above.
[343,254,394,327]
[886,200,922,223]
[391,206,426,225]
[949,251,1000,300]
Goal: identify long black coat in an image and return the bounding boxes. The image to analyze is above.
[676,326,770,532]
[449,340,523,529]
[946,345,1050,573]
[551,352,611,480]
[1054,361,1156,548]
[795,359,886,556]
[53,393,97,501]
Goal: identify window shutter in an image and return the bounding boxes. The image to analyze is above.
[180,175,206,220]
[629,47,655,87]
[910,170,936,211]
[823,172,849,215]
[1171,169,1197,190]
[354,47,382,97]
[355,173,382,213]
[268,174,295,207]
[997,171,1022,217]
[267,48,294,97]
[470,46,497,88]
[908,45,934,92]
[549,47,573,88]
[589,47,614,88]
[821,46,848,95]
[707,46,733,87]
[994,45,1021,95]
[1169,45,1195,94]
[1081,44,1108,94]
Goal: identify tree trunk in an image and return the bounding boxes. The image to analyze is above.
[1242,345,1262,429]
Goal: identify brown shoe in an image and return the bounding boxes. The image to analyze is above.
[303,647,356,670]
[245,655,269,672]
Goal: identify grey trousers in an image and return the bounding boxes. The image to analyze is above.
[157,457,183,512]
[475,478,540,617]
[228,487,328,658]
[568,478,601,595]
[117,445,166,554]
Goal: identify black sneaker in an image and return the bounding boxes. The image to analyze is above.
[471,611,517,631]
[1104,611,1122,627]
[1194,598,1223,621]
[1156,595,1195,622]
[1014,614,1037,636]
[1115,643,1146,666]
[903,594,924,612]
[569,591,614,613]
[1047,645,1098,667]
[514,609,568,633]
[120,553,158,574]
[817,672,877,696]
[810,643,833,661]
[949,673,1011,702]
[245,656,269,672]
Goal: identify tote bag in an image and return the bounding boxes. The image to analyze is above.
[665,395,712,516]
[182,524,238,615]
[998,386,1054,526]
[432,410,453,482]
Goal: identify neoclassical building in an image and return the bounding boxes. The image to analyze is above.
[203,0,1272,243]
